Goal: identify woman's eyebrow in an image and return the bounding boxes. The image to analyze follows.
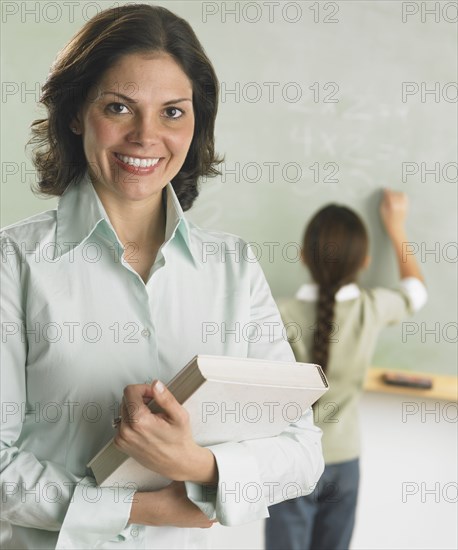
[100,91,137,103]
[163,98,193,106]
[100,91,192,105]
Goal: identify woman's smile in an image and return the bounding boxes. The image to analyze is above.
[74,52,195,203]
[112,152,164,174]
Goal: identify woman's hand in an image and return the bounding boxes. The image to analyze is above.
[380,188,408,238]
[130,482,218,528]
[114,380,218,484]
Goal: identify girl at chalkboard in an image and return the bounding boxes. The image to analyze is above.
[264,189,427,550]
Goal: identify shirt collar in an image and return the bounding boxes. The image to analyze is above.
[295,282,361,302]
[162,178,201,268]
[55,169,200,267]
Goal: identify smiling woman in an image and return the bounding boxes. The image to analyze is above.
[68,52,197,278]
[28,5,222,209]
[0,4,324,550]
[72,53,195,201]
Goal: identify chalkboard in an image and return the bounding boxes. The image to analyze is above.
[2,1,457,374]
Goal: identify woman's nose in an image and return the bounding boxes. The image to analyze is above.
[127,114,162,146]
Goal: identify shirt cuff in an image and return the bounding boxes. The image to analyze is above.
[399,277,428,312]
[185,442,269,527]
[55,476,136,549]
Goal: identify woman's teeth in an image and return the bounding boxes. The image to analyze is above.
[115,153,160,168]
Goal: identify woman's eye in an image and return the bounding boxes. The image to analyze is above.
[164,107,184,119]
[106,102,129,114]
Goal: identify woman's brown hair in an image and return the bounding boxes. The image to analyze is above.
[302,205,369,371]
[27,4,223,211]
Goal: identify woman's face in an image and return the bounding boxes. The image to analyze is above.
[74,52,195,202]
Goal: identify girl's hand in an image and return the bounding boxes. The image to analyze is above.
[380,188,408,237]
[114,380,217,484]
[129,482,218,528]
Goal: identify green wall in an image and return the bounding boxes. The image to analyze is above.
[2,1,457,374]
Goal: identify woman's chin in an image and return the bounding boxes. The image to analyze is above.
[95,170,163,201]
[117,181,165,202]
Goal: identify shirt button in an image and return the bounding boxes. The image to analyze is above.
[141,328,151,338]
[130,527,139,537]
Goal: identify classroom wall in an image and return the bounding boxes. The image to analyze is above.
[2,0,456,375]
[1,2,457,549]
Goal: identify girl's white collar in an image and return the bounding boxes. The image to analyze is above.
[295,283,360,302]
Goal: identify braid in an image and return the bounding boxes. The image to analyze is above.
[312,285,338,372]
[303,204,368,372]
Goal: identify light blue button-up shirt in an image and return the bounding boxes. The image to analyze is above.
[1,170,324,549]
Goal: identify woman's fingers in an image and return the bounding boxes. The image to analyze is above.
[114,381,195,479]
[121,383,155,424]
[120,381,185,425]
[150,380,189,425]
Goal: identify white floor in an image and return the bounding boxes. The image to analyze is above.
[207,392,458,549]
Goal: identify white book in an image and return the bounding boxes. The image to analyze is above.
[87,355,328,491]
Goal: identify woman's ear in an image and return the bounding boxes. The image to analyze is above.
[69,113,82,135]
[69,123,81,135]
[362,255,371,270]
